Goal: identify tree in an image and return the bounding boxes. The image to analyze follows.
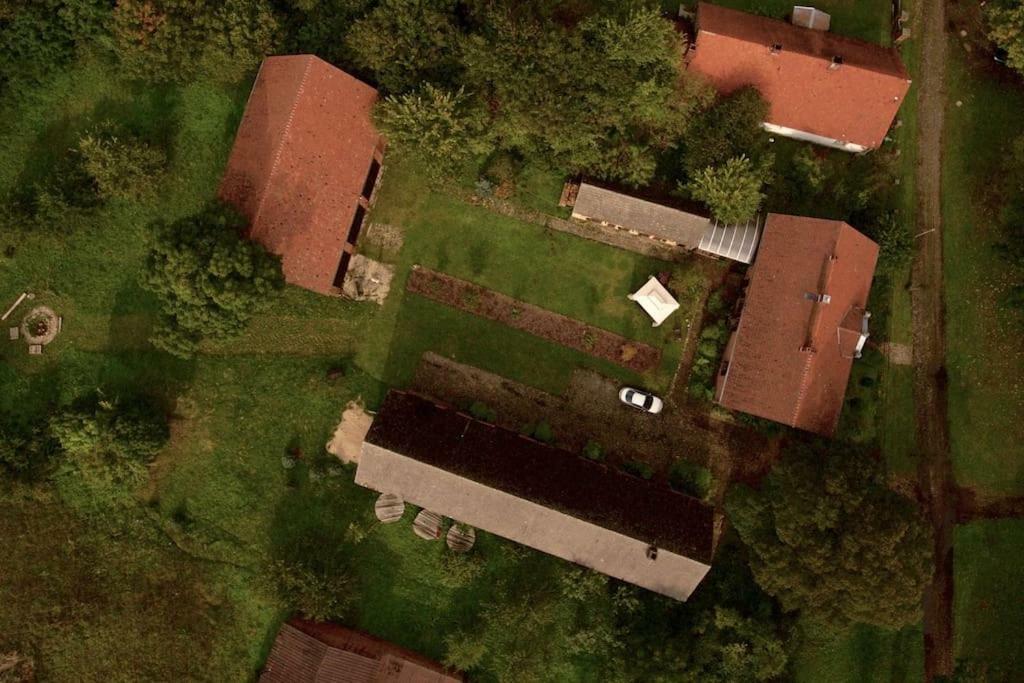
[0,419,59,481]
[141,203,284,358]
[987,0,1024,74]
[78,130,167,201]
[682,86,771,177]
[111,0,277,84]
[0,0,109,88]
[49,394,169,514]
[374,84,490,177]
[458,4,695,185]
[727,440,933,630]
[346,0,461,93]
[686,155,765,223]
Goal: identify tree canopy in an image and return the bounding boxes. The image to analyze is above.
[686,155,765,223]
[727,440,933,630]
[141,203,284,358]
[987,0,1024,75]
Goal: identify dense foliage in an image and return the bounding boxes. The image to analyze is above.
[728,440,933,630]
[141,203,284,357]
[686,155,765,223]
[78,129,167,201]
[987,0,1024,74]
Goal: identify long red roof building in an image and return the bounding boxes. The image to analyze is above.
[715,214,879,436]
[687,3,911,152]
[220,55,384,295]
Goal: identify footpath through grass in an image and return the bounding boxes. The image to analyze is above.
[943,49,1024,497]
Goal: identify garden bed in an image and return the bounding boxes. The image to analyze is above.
[406,267,661,372]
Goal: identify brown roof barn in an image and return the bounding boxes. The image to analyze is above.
[715,214,878,435]
[220,55,384,295]
[686,3,910,152]
[260,619,462,683]
[355,391,720,601]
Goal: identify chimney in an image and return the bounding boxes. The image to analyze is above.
[829,55,844,70]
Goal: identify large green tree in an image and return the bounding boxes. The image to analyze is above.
[686,155,765,223]
[681,86,770,177]
[987,0,1024,74]
[111,0,277,83]
[727,440,933,630]
[458,4,693,185]
[375,84,491,177]
[141,203,284,358]
[346,0,461,93]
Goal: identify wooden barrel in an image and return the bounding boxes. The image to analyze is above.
[446,524,476,552]
[374,493,405,523]
[413,509,444,540]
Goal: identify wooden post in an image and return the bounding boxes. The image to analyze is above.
[1,292,27,321]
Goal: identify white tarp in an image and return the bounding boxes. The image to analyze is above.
[628,276,680,327]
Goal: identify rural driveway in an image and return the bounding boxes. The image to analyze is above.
[910,0,956,678]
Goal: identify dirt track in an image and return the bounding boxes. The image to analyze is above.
[910,0,956,678]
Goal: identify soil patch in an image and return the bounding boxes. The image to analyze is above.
[406,266,661,372]
[342,255,394,304]
[325,402,373,464]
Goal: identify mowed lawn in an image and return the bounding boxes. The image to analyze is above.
[943,49,1024,496]
[954,520,1024,675]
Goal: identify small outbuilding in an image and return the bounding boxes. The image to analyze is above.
[628,276,680,327]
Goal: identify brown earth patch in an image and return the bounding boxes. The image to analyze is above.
[406,266,661,372]
[325,401,373,464]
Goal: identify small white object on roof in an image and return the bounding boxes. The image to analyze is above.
[698,215,764,264]
[792,6,831,31]
[628,276,680,327]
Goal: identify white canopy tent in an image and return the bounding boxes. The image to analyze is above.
[628,276,680,327]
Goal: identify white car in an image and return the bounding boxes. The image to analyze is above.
[618,387,663,414]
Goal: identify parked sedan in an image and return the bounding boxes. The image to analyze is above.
[618,387,664,414]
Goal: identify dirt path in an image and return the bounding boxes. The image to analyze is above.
[910,0,956,678]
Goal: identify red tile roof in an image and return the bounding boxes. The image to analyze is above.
[220,55,382,294]
[687,3,911,150]
[717,214,879,435]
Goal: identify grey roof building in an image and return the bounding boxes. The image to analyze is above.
[355,391,720,601]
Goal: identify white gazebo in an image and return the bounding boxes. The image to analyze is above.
[628,276,680,327]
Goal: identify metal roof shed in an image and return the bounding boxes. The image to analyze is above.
[628,276,680,327]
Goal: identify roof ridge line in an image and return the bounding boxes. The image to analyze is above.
[250,56,316,235]
[790,348,817,426]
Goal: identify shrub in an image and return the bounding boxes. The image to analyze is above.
[622,460,653,480]
[78,131,167,201]
[269,559,355,622]
[698,339,721,359]
[583,440,604,462]
[468,401,497,423]
[669,459,713,499]
[439,548,486,589]
[533,420,554,444]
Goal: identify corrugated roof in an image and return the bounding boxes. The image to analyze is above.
[697,215,763,263]
[716,214,878,435]
[571,183,711,248]
[220,55,382,294]
[687,3,910,150]
[261,621,462,683]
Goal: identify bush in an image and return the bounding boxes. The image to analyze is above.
[439,548,486,589]
[468,401,497,423]
[0,421,59,481]
[583,440,604,462]
[78,130,167,201]
[669,459,712,499]
[533,420,555,444]
[269,559,355,622]
[622,460,653,480]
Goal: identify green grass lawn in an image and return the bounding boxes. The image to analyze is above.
[791,622,924,683]
[697,0,893,45]
[954,520,1024,676]
[943,48,1024,496]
